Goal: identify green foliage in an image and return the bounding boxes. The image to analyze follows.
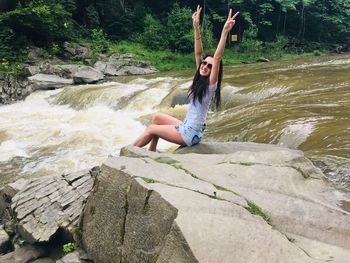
[15,238,26,247]
[90,29,109,53]
[263,35,288,58]
[0,2,75,44]
[134,14,168,50]
[166,4,193,53]
[201,19,216,51]
[63,242,76,255]
[107,41,194,71]
[84,4,100,29]
[0,59,24,76]
[238,26,263,56]
[0,0,349,72]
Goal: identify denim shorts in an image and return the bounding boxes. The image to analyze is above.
[174,120,206,146]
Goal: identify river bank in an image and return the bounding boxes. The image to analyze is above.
[1,39,340,105]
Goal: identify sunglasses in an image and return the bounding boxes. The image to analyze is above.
[201,60,213,69]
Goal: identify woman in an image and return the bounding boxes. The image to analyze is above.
[133,5,239,151]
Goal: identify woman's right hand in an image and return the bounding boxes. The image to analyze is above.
[192,5,202,28]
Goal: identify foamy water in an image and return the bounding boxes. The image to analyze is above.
[0,77,184,180]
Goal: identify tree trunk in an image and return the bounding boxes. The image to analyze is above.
[298,4,305,38]
[283,11,287,35]
[302,10,306,39]
[276,6,281,37]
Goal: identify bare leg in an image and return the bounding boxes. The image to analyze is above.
[133,124,185,149]
[148,112,183,151]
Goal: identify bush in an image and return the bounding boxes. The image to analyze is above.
[133,14,168,50]
[166,4,193,53]
[90,29,109,53]
[63,242,76,255]
[0,1,76,48]
[238,26,263,56]
[263,35,288,58]
[201,19,215,51]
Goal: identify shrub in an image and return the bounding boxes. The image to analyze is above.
[166,4,193,53]
[90,28,109,53]
[63,242,76,255]
[134,14,168,50]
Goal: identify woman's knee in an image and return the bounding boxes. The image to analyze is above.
[152,112,162,124]
[146,124,157,134]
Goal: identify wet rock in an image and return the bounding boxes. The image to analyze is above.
[113,65,157,76]
[28,74,73,90]
[257,57,270,62]
[27,47,44,61]
[63,42,91,60]
[56,249,91,263]
[32,258,55,263]
[24,65,41,77]
[73,67,104,84]
[11,170,94,243]
[0,244,46,263]
[0,75,30,104]
[81,143,350,263]
[39,63,80,79]
[93,61,106,73]
[94,54,157,76]
[104,61,157,76]
[108,53,135,61]
[0,178,29,222]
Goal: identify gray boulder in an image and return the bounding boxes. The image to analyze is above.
[63,42,91,60]
[28,74,73,90]
[94,56,157,76]
[33,258,55,263]
[0,75,30,104]
[56,249,91,263]
[0,178,29,222]
[27,47,44,61]
[11,170,95,243]
[23,65,41,77]
[39,63,80,79]
[257,57,270,62]
[73,66,104,84]
[0,244,46,263]
[108,53,135,61]
[81,143,350,263]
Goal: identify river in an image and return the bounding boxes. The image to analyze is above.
[0,54,349,188]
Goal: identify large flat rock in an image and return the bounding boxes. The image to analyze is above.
[28,73,73,90]
[81,143,350,262]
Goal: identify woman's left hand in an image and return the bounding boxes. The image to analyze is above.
[223,9,239,33]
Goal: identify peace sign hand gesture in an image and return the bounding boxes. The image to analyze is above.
[223,9,239,33]
[192,5,202,28]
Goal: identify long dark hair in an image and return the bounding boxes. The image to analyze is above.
[188,54,223,109]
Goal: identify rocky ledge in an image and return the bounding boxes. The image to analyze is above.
[0,43,158,105]
[1,142,350,262]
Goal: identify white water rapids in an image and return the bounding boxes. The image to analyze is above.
[0,77,190,180]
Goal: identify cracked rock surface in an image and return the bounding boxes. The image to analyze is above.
[11,169,95,243]
[82,142,350,263]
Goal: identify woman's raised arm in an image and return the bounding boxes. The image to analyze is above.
[210,9,239,85]
[192,5,203,68]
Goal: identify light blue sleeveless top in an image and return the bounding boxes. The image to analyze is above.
[184,82,218,127]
